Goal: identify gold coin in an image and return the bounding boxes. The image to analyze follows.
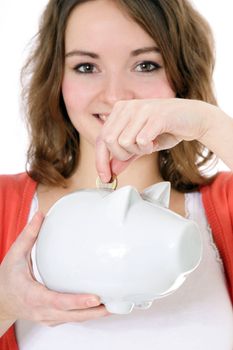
[96,174,118,190]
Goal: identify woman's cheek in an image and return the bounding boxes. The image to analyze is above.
[62,79,89,115]
[62,78,75,112]
[140,77,175,99]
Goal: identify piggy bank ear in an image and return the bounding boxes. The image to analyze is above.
[103,186,141,224]
[141,182,171,208]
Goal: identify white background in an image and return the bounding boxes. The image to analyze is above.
[0,0,232,174]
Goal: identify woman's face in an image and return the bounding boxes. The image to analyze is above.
[62,0,175,146]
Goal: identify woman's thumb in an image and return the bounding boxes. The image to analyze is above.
[110,154,140,176]
[16,211,45,254]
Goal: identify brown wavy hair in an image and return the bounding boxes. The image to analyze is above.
[22,0,217,191]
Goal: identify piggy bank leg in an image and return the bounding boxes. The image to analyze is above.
[134,301,153,310]
[104,301,135,314]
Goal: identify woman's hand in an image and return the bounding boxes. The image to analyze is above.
[95,98,233,181]
[0,212,110,334]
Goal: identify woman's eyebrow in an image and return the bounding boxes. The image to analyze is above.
[65,46,160,59]
[131,46,160,56]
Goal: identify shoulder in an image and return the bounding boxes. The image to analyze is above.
[200,171,233,200]
[200,171,233,303]
[0,172,37,219]
[200,171,233,239]
[0,172,37,196]
[0,171,32,187]
[199,171,233,240]
[210,171,233,187]
[0,173,37,260]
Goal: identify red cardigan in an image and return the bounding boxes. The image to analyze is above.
[0,172,233,349]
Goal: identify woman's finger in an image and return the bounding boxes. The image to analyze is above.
[117,117,151,155]
[26,279,102,312]
[110,154,140,177]
[102,134,133,161]
[10,211,44,257]
[100,107,134,157]
[154,133,182,150]
[40,304,111,326]
[100,118,133,161]
[95,136,112,183]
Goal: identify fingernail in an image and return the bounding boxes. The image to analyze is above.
[86,298,100,307]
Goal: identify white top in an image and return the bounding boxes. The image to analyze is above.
[15,191,233,350]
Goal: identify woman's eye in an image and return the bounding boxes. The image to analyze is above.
[135,61,161,73]
[73,63,96,74]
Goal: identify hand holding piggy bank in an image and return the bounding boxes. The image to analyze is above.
[36,182,202,314]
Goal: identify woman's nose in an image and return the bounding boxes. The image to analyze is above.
[98,74,135,105]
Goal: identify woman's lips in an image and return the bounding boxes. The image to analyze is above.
[93,114,109,123]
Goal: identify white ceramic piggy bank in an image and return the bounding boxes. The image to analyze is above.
[36,182,202,314]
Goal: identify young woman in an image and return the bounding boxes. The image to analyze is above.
[0,0,233,349]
